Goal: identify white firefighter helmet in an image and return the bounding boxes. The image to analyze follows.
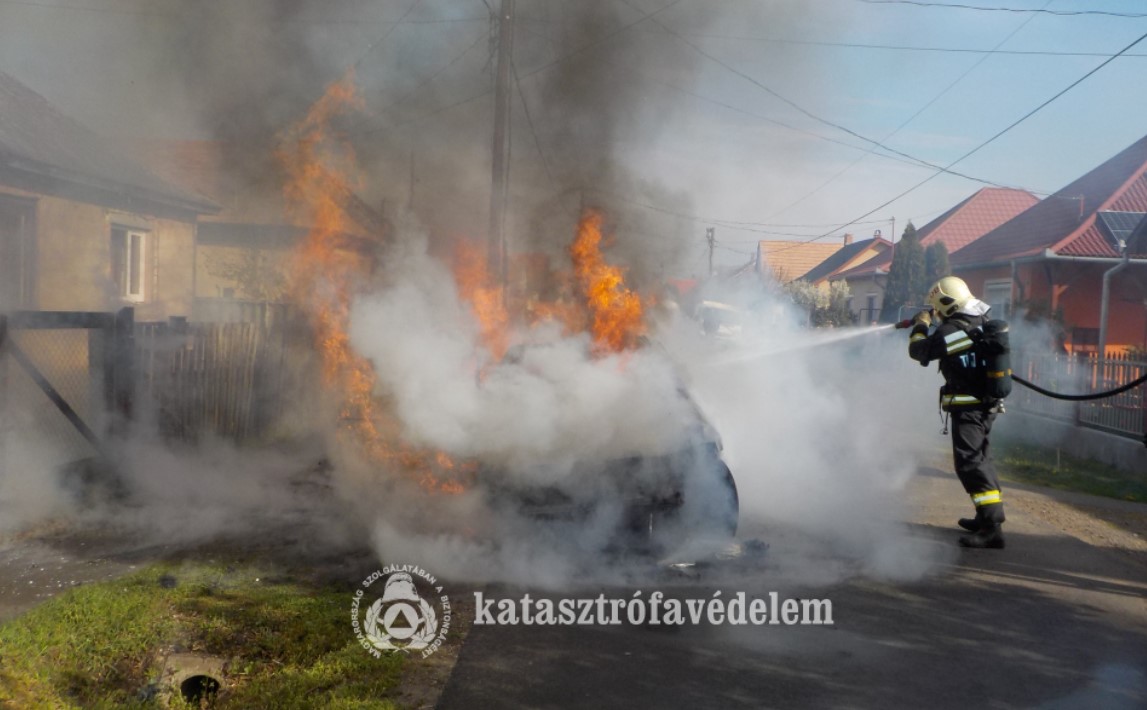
[380,573,421,603]
[926,276,974,319]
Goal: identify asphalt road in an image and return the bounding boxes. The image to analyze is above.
[438,468,1147,710]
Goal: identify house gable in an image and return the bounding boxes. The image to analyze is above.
[757,240,842,284]
[953,134,1147,265]
[833,187,1036,281]
[801,237,891,286]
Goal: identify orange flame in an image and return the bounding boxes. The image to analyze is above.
[451,239,510,361]
[278,71,468,495]
[449,209,648,361]
[569,210,646,354]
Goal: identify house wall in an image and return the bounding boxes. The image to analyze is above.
[961,261,1147,353]
[1056,267,1147,353]
[15,190,196,319]
[838,274,885,323]
[953,265,1012,303]
[145,216,196,320]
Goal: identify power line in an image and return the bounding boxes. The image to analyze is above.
[582,188,895,236]
[617,0,1030,192]
[515,0,685,82]
[642,33,1147,58]
[347,0,425,75]
[354,0,686,138]
[284,17,488,26]
[814,26,1147,241]
[0,0,487,23]
[0,0,174,16]
[855,0,1147,17]
[766,0,1051,221]
[511,57,562,202]
[343,26,490,136]
[342,0,1050,203]
[584,52,1015,181]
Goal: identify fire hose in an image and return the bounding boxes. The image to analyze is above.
[1010,372,1147,401]
[894,318,1147,401]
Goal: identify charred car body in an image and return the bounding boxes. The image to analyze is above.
[481,346,739,556]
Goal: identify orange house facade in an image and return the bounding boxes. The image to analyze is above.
[951,135,1147,355]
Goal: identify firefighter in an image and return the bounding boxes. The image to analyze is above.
[907,276,1005,549]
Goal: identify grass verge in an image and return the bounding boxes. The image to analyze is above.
[995,441,1147,503]
[0,562,403,708]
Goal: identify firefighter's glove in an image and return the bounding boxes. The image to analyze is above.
[912,309,932,328]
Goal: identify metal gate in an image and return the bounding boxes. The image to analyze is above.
[0,309,134,471]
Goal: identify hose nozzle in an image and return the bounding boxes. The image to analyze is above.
[894,319,914,329]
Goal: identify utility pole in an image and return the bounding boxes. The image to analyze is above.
[488,0,515,289]
[706,227,716,277]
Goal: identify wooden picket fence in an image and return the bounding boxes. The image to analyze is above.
[134,319,298,444]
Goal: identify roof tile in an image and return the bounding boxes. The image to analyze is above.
[757,240,842,283]
[953,134,1147,264]
[834,187,1036,279]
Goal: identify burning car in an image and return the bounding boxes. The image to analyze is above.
[477,341,739,556]
[275,86,736,556]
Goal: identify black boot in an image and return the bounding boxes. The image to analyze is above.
[958,508,982,532]
[959,523,1005,549]
[958,504,1005,533]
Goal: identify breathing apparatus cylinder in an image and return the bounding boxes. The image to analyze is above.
[980,319,1012,399]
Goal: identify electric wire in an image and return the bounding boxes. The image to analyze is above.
[660,34,1147,58]
[0,0,175,16]
[346,0,425,75]
[811,26,1147,243]
[351,0,1047,207]
[516,0,686,83]
[766,0,1051,221]
[0,0,487,23]
[618,0,1026,190]
[344,27,490,136]
[353,0,685,138]
[855,0,1147,18]
[582,52,1031,185]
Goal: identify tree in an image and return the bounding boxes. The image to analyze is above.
[924,241,951,288]
[785,279,856,328]
[881,221,924,322]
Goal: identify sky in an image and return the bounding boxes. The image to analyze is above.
[3,0,1147,276]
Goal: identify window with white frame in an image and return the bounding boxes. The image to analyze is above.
[111,226,148,302]
[982,279,1012,317]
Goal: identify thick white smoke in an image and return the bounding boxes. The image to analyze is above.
[336,224,955,587]
[347,232,695,481]
[0,423,77,534]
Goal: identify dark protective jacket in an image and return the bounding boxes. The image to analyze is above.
[908,312,994,411]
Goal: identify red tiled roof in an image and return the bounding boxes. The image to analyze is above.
[953,134,1147,265]
[921,187,1040,252]
[834,187,1036,279]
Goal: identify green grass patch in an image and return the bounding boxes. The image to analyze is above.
[995,441,1147,503]
[0,563,404,708]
